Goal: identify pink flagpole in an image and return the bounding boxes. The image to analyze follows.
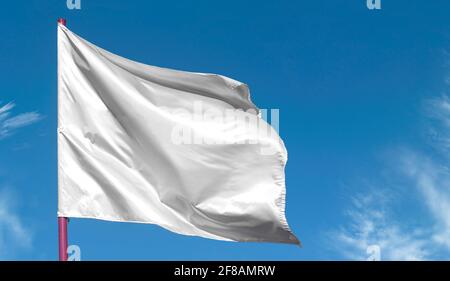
[57,18,67,26]
[57,17,68,262]
[58,217,68,261]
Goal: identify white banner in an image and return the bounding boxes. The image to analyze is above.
[57,24,299,244]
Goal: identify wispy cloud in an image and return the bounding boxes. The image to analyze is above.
[0,188,32,259]
[331,95,450,260]
[332,190,431,260]
[402,95,450,251]
[425,95,450,152]
[401,152,450,251]
[0,102,41,139]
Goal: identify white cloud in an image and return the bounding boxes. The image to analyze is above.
[0,102,41,139]
[425,95,450,152]
[332,95,450,260]
[0,188,32,259]
[402,96,450,251]
[332,191,431,261]
[0,101,39,258]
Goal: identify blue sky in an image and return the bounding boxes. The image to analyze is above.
[0,0,450,260]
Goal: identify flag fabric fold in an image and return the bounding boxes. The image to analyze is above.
[57,24,299,244]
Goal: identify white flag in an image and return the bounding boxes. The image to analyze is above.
[57,24,299,244]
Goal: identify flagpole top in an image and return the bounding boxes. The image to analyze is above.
[58,18,67,26]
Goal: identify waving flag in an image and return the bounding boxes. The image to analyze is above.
[57,23,299,244]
